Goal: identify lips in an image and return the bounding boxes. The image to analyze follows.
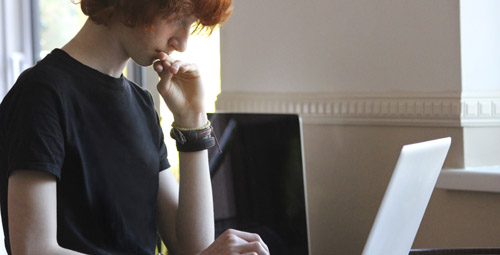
[155,49,173,56]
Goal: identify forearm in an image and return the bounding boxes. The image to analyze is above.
[11,245,87,255]
[155,52,215,254]
[175,150,214,253]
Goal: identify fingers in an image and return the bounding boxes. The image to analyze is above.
[156,52,179,75]
[155,52,198,76]
[154,52,173,75]
[153,61,164,73]
[212,229,269,255]
[224,229,270,254]
[201,229,270,255]
[236,241,269,255]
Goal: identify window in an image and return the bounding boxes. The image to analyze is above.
[1,0,36,100]
[37,0,86,59]
[0,0,6,99]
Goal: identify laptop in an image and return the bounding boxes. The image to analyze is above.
[208,113,310,255]
[362,137,451,255]
[207,112,450,255]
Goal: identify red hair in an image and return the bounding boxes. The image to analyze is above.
[78,0,232,33]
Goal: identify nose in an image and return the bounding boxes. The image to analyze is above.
[168,27,190,53]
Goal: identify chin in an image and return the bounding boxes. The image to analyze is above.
[132,56,155,67]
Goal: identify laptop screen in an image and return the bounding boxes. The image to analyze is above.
[208,113,309,255]
[362,137,451,255]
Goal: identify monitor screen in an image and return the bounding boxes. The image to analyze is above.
[208,113,309,255]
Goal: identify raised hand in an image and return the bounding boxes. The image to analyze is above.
[153,52,207,128]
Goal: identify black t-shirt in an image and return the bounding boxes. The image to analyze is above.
[0,49,170,255]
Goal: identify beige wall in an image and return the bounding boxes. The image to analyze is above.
[218,0,500,254]
[302,125,465,254]
[220,0,461,93]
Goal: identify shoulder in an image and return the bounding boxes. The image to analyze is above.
[126,79,156,109]
[0,54,69,124]
[11,52,72,95]
[1,65,64,112]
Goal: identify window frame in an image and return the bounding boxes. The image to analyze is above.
[0,0,36,100]
[0,0,6,99]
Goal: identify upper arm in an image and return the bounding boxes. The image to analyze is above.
[8,170,59,254]
[156,168,180,252]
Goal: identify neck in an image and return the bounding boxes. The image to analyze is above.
[62,19,129,78]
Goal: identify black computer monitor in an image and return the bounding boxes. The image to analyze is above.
[208,113,309,255]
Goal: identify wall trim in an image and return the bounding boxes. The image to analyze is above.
[216,91,500,127]
[461,91,500,127]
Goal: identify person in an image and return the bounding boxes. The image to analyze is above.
[0,0,270,254]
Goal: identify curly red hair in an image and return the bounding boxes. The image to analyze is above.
[78,0,232,33]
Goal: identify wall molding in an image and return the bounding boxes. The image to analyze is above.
[461,91,500,127]
[215,91,500,127]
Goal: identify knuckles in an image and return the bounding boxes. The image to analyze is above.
[215,229,269,255]
[224,233,239,244]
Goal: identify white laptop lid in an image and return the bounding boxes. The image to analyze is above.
[362,137,451,255]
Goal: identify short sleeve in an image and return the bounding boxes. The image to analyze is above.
[142,89,170,172]
[1,81,65,179]
[155,112,170,172]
